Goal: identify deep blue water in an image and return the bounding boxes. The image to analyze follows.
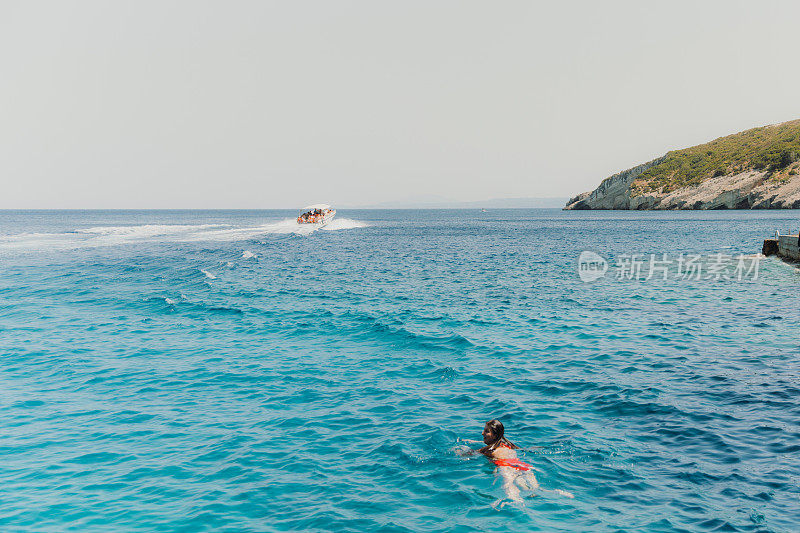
[0,209,798,532]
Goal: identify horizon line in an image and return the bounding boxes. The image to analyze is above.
[0,206,569,211]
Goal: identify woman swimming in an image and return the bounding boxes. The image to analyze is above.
[461,419,573,508]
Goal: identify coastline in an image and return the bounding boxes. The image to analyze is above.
[565,169,800,210]
[566,119,800,210]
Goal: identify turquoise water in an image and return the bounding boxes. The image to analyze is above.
[1,209,798,532]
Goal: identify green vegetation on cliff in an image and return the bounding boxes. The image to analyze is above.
[631,119,800,195]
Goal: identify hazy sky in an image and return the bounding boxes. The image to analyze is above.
[2,1,799,208]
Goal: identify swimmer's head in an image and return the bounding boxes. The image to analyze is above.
[482,419,504,445]
[482,419,519,449]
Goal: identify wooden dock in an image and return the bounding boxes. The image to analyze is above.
[763,234,800,261]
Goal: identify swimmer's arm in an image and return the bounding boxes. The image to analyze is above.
[455,448,481,456]
[454,439,491,456]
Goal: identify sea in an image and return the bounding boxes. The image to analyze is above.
[0,209,798,532]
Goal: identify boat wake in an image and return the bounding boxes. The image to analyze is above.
[0,218,368,252]
[321,218,368,231]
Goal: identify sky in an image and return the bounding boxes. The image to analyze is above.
[1,0,799,209]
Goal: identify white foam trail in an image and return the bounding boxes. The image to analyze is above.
[77,224,228,237]
[321,218,369,231]
[0,232,72,251]
[189,219,312,241]
[0,217,367,252]
[200,269,217,279]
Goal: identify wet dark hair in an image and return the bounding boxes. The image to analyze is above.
[485,419,519,450]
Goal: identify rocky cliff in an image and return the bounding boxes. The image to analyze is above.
[565,119,800,210]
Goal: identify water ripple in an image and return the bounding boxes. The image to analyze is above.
[0,210,799,531]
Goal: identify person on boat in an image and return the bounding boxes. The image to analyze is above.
[460,419,573,507]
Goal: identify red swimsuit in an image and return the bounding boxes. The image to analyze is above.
[492,458,531,471]
[491,442,532,471]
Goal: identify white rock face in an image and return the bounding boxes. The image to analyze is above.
[564,157,665,210]
[565,166,800,210]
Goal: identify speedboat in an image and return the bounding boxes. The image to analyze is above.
[297,203,336,227]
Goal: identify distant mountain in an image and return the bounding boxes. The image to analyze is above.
[565,119,800,210]
[348,197,568,209]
